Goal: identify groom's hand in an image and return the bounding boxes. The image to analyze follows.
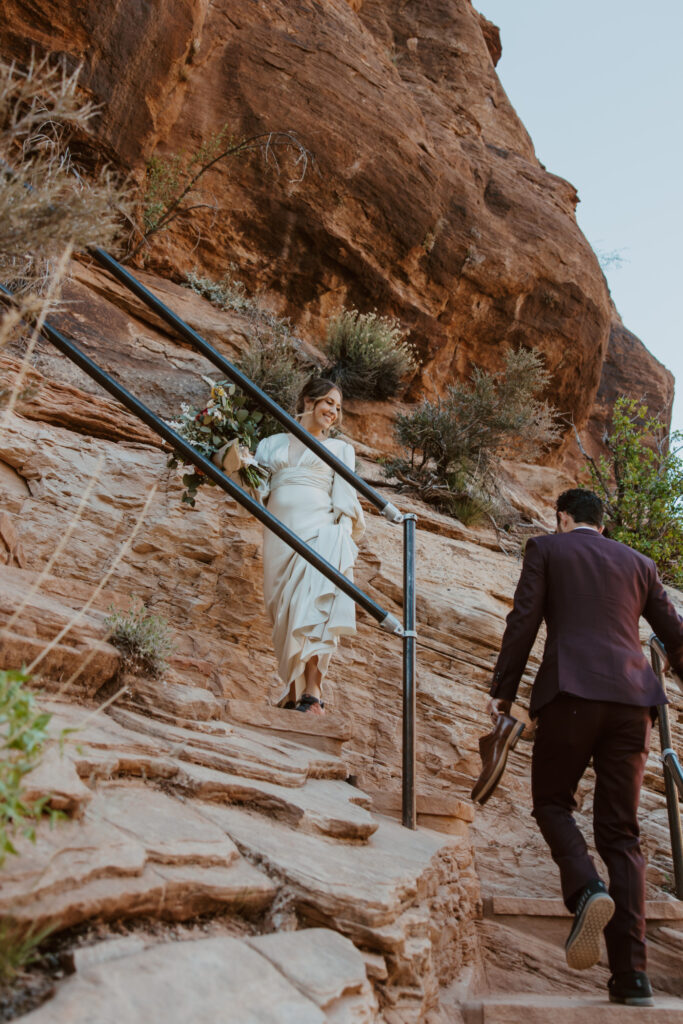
[486,697,511,721]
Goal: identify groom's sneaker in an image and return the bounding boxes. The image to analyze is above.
[565,879,615,970]
[608,970,654,1006]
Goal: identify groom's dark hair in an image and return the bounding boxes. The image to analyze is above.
[556,488,604,527]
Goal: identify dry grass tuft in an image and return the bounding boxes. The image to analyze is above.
[0,54,129,301]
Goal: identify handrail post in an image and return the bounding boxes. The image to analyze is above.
[402,514,417,829]
[650,637,683,899]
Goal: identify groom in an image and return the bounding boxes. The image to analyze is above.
[488,488,683,1006]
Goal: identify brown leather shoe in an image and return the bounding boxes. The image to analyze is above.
[470,713,525,805]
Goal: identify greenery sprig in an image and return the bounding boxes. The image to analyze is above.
[167,377,268,506]
[579,396,683,587]
[0,669,53,865]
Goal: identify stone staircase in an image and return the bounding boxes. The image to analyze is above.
[6,694,480,1023]
[460,894,683,1023]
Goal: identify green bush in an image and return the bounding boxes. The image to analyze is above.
[236,333,310,437]
[184,268,254,315]
[183,267,312,440]
[325,308,416,400]
[387,347,559,521]
[582,396,683,587]
[104,600,175,677]
[0,670,52,866]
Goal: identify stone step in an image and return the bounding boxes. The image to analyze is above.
[462,993,683,1023]
[107,705,347,784]
[16,930,379,1024]
[364,787,475,835]
[184,769,378,841]
[223,698,352,756]
[485,896,683,921]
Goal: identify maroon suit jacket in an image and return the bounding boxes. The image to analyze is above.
[490,528,683,717]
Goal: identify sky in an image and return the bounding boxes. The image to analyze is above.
[478,0,683,432]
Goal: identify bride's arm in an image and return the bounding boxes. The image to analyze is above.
[331,442,366,542]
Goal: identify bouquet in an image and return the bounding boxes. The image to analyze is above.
[167,377,269,506]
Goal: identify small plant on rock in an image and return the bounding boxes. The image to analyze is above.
[104,599,175,678]
[387,347,560,522]
[579,396,683,587]
[0,669,52,866]
[0,919,54,987]
[183,268,254,315]
[325,308,417,400]
[236,332,310,437]
[183,268,312,437]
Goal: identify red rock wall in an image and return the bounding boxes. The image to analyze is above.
[0,0,671,440]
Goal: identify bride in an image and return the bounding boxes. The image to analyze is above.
[254,378,365,714]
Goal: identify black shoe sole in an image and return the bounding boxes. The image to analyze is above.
[608,994,655,1006]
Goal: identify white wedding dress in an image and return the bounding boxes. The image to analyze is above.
[254,432,366,704]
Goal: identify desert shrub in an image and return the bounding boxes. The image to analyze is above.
[236,333,310,437]
[0,56,126,296]
[184,268,254,315]
[387,347,560,521]
[581,396,683,587]
[104,600,175,677]
[0,670,52,866]
[325,308,416,400]
[183,268,312,438]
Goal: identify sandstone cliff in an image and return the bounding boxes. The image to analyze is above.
[0,0,671,440]
[0,3,681,1023]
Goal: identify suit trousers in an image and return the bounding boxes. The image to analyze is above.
[531,693,652,973]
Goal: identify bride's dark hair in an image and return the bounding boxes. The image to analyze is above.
[296,377,343,427]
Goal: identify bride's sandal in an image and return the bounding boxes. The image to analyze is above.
[295,694,326,715]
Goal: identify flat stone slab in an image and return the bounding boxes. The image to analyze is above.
[127,674,223,723]
[183,767,378,841]
[16,936,327,1024]
[0,784,274,930]
[463,993,683,1024]
[108,706,346,785]
[488,896,683,920]
[247,927,379,1020]
[21,745,93,814]
[6,858,275,932]
[368,789,474,822]
[366,788,475,834]
[96,782,241,866]
[224,699,352,755]
[0,566,119,694]
[205,804,457,931]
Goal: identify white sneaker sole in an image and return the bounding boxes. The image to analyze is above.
[565,893,615,970]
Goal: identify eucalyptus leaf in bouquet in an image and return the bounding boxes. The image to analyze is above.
[167,378,268,506]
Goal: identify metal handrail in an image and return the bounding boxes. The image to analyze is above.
[90,249,403,523]
[89,249,418,828]
[650,635,683,898]
[2,268,419,828]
